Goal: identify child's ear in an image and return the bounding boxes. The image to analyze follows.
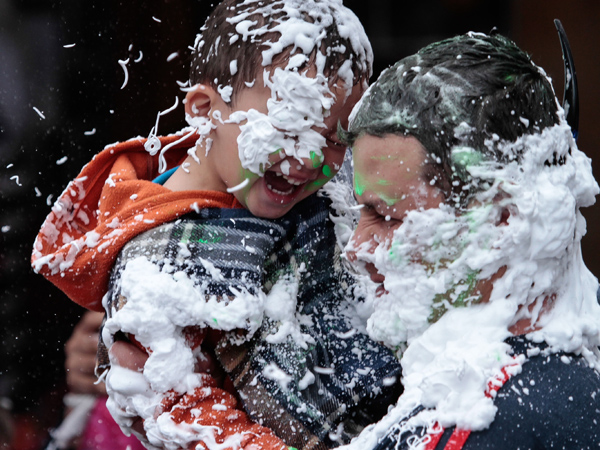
[184,84,217,117]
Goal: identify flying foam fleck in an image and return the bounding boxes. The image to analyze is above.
[118,58,130,89]
[33,107,45,119]
[226,178,250,193]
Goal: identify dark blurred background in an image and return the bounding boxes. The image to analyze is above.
[0,1,598,448]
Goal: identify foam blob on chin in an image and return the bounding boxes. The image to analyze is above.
[363,202,500,349]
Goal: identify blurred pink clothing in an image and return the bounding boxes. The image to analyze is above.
[78,397,145,450]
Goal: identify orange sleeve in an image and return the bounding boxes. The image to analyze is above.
[161,380,288,450]
[31,133,243,311]
[126,327,286,449]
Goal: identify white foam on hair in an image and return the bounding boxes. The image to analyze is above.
[226,68,333,175]
[186,0,372,177]
[220,0,372,79]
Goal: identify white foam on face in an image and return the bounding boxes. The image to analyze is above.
[321,151,361,251]
[227,68,333,175]
[342,118,600,448]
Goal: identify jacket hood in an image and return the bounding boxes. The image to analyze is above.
[32,131,242,311]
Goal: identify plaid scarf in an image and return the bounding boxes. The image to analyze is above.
[100,195,402,449]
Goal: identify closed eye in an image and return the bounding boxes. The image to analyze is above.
[358,199,403,224]
[359,203,379,216]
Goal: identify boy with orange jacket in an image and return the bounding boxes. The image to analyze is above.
[32,1,402,449]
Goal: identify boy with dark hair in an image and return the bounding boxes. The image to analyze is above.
[342,32,600,449]
[32,1,401,449]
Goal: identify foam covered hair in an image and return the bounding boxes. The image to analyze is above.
[344,32,563,205]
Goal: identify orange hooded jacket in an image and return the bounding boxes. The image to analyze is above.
[31,132,288,450]
[31,132,242,312]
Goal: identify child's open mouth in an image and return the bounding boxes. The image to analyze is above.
[263,170,304,198]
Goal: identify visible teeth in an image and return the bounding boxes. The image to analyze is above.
[275,172,283,177]
[282,175,303,186]
[267,184,294,195]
